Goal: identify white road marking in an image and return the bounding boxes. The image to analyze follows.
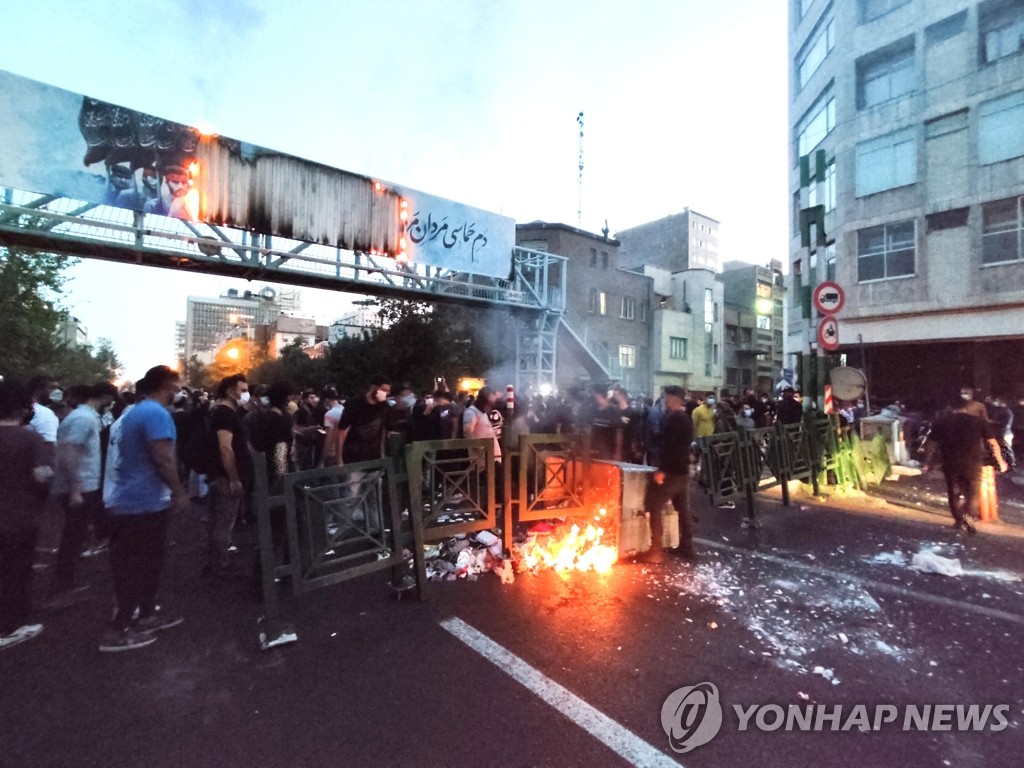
[694,538,1024,627]
[439,616,681,768]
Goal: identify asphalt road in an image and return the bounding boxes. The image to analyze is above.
[2,489,1022,768]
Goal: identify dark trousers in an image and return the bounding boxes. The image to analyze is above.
[645,473,693,552]
[943,462,981,523]
[207,478,241,572]
[108,510,168,630]
[0,527,39,635]
[52,490,104,594]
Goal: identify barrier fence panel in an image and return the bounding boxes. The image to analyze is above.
[510,433,591,541]
[744,426,785,493]
[253,452,424,650]
[701,432,745,505]
[779,422,814,485]
[405,438,497,543]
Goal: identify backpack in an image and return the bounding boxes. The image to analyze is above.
[182,409,216,475]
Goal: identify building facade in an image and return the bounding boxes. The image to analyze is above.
[720,260,787,394]
[183,286,301,364]
[617,209,722,274]
[516,222,654,396]
[790,0,1024,409]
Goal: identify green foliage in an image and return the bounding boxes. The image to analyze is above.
[0,247,122,384]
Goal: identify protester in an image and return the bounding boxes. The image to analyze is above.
[45,381,117,610]
[203,374,251,579]
[923,393,1008,534]
[336,379,391,465]
[102,365,187,652]
[0,382,53,650]
[776,386,803,425]
[635,385,695,564]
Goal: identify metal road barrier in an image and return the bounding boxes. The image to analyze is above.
[698,414,846,518]
[405,437,498,543]
[252,452,425,651]
[504,433,591,549]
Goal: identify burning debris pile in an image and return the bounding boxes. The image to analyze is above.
[424,514,619,583]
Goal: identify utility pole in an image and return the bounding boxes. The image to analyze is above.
[576,111,584,227]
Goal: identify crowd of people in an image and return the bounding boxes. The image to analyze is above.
[3,363,1015,652]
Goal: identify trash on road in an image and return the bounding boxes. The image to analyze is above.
[911,551,963,577]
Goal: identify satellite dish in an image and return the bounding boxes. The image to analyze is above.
[829,366,867,400]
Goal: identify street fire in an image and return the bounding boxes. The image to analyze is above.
[513,509,618,574]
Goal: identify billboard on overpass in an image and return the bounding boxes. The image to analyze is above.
[0,68,514,279]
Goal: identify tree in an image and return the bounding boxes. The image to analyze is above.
[0,247,123,383]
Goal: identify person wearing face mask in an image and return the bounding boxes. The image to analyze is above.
[26,376,59,456]
[959,385,988,422]
[201,374,251,579]
[44,382,118,610]
[691,393,718,440]
[410,391,439,443]
[735,403,757,431]
[318,389,343,466]
[336,379,392,466]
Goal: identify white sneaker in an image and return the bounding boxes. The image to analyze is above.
[0,624,43,650]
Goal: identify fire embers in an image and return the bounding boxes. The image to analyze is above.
[511,518,617,575]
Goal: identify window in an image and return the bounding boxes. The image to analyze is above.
[857,42,915,109]
[599,291,607,315]
[798,0,817,21]
[825,242,836,281]
[979,90,1024,165]
[704,288,715,323]
[981,1,1024,64]
[756,283,772,299]
[713,344,719,365]
[741,328,753,345]
[670,337,688,360]
[796,89,836,158]
[726,325,739,344]
[856,128,916,196]
[774,331,784,348]
[797,18,835,91]
[588,288,598,313]
[774,299,784,317]
[590,248,598,267]
[857,220,915,281]
[756,315,772,330]
[620,296,636,320]
[618,345,636,369]
[860,0,910,24]
[589,289,608,315]
[601,251,609,269]
[640,301,648,322]
[982,196,1024,264]
[824,159,836,212]
[926,11,967,45]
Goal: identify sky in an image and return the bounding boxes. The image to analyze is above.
[0,0,789,380]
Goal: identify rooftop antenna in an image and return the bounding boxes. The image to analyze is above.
[576,111,584,226]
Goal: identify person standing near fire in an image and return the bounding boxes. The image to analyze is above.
[635,386,696,564]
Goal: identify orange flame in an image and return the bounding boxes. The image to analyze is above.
[515,518,617,574]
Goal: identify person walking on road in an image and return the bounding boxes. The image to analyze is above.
[102,366,187,652]
[0,382,53,651]
[922,393,1007,534]
[635,386,696,564]
[203,374,252,578]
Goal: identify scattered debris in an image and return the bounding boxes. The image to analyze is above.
[911,551,963,577]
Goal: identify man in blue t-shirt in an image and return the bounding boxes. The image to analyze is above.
[101,366,187,653]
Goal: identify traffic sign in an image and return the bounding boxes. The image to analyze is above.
[818,314,840,351]
[813,281,845,315]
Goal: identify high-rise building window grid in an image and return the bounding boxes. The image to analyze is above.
[856,128,917,197]
[982,196,1024,265]
[858,46,915,109]
[982,9,1024,64]
[857,220,916,282]
[797,17,835,91]
[796,89,836,158]
[859,0,910,25]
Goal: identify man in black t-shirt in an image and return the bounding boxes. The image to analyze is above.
[337,379,391,465]
[589,383,618,461]
[248,383,294,491]
[638,385,696,564]
[923,395,1007,533]
[204,374,251,577]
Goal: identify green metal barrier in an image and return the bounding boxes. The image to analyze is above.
[506,433,591,548]
[253,451,425,651]
[405,437,497,544]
